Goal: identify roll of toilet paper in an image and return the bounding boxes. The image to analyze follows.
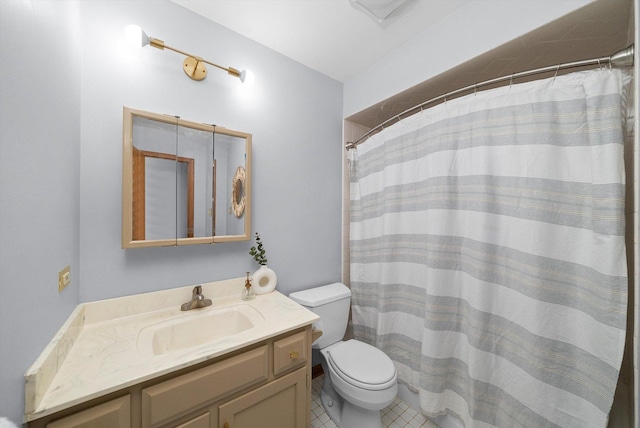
[252,265,277,294]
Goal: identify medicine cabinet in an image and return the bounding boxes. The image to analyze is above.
[122,107,251,248]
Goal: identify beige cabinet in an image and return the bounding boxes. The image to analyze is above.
[175,413,210,428]
[273,331,307,376]
[46,395,130,428]
[219,367,307,428]
[29,327,313,428]
[142,346,269,427]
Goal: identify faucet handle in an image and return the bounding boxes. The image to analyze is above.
[181,285,210,311]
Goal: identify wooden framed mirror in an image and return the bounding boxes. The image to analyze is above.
[122,107,251,248]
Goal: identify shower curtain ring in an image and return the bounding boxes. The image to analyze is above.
[551,65,560,85]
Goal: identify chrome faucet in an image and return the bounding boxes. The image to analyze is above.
[181,285,212,311]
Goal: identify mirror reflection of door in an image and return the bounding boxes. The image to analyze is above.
[132,148,194,241]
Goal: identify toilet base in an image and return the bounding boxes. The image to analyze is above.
[320,378,384,428]
[320,387,342,425]
[341,400,383,428]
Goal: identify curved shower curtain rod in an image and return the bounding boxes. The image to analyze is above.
[346,44,635,150]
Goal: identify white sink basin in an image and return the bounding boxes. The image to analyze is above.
[137,304,265,356]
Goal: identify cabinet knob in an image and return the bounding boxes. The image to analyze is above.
[289,350,299,360]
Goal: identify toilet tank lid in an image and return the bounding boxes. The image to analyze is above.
[289,283,351,307]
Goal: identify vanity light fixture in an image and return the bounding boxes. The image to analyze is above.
[125,24,254,84]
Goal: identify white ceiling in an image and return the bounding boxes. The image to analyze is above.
[170,0,471,82]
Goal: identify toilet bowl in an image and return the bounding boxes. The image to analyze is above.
[289,283,397,428]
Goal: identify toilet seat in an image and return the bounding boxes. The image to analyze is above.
[326,340,397,391]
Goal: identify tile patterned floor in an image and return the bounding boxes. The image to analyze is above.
[311,374,439,428]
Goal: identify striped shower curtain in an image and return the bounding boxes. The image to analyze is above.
[349,69,630,428]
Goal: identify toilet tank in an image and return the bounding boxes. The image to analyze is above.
[289,283,351,349]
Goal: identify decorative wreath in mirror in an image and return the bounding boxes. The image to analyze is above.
[232,166,246,218]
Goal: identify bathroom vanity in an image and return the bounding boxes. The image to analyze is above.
[24,278,320,428]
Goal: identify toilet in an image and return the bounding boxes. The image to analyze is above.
[289,283,397,428]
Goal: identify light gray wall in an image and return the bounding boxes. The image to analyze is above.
[77,0,343,302]
[343,0,590,117]
[0,0,82,424]
[0,0,343,424]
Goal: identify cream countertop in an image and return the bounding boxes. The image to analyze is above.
[24,277,319,422]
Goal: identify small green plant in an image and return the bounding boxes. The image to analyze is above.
[249,233,268,265]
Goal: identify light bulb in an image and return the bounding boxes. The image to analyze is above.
[124,24,149,48]
[239,69,255,86]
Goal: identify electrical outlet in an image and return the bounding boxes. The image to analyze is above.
[58,266,71,292]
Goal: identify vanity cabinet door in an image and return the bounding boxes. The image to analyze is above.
[142,346,268,427]
[46,395,130,428]
[175,412,210,428]
[273,331,308,376]
[218,367,307,428]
